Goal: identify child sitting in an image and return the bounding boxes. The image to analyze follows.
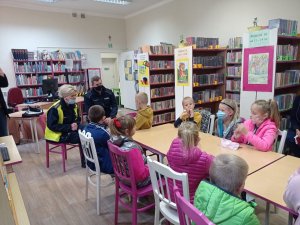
[232,99,280,152]
[284,168,300,225]
[167,121,214,202]
[194,154,260,225]
[174,96,202,128]
[83,105,113,174]
[135,92,153,130]
[109,115,150,187]
[215,99,244,139]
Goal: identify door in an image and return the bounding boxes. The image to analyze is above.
[101,58,118,89]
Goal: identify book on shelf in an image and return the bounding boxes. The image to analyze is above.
[151,99,175,111]
[193,56,224,67]
[226,80,240,91]
[186,37,219,48]
[150,60,174,69]
[280,116,291,130]
[193,73,224,86]
[276,45,298,61]
[193,89,222,104]
[153,112,175,125]
[227,66,241,76]
[226,93,240,102]
[269,18,298,36]
[150,73,174,84]
[275,70,300,88]
[226,51,242,63]
[228,37,243,49]
[139,43,175,55]
[274,93,296,111]
[150,87,175,98]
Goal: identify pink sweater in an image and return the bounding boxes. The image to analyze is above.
[231,119,277,152]
[166,138,214,203]
[284,168,300,225]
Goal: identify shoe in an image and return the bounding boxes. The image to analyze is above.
[81,162,86,168]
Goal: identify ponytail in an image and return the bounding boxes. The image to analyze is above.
[254,99,281,128]
[109,115,136,136]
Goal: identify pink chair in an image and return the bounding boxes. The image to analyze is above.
[174,186,215,225]
[46,141,79,172]
[107,141,154,225]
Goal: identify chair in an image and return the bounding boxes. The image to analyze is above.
[7,87,24,110]
[107,142,155,225]
[45,140,79,172]
[199,109,215,134]
[78,130,113,215]
[147,156,189,225]
[275,129,287,154]
[174,187,215,225]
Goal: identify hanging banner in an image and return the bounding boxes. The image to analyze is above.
[249,29,270,47]
[175,47,192,86]
[137,53,149,87]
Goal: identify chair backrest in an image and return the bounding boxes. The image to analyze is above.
[174,187,215,225]
[208,114,215,135]
[199,110,214,134]
[275,129,287,154]
[78,129,100,173]
[7,87,24,107]
[147,156,189,210]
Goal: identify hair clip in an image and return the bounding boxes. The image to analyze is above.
[113,118,121,128]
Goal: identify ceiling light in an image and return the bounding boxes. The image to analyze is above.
[94,0,132,5]
[37,0,59,3]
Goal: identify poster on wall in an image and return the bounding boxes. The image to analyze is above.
[124,59,133,81]
[137,53,150,87]
[243,46,274,92]
[175,47,192,86]
[87,68,101,89]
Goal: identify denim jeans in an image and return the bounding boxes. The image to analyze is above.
[0,109,8,137]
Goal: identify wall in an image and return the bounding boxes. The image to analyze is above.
[125,0,300,49]
[0,6,127,93]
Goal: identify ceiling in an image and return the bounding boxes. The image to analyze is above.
[0,0,173,18]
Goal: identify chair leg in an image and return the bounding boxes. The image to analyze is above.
[114,183,119,225]
[154,199,160,225]
[65,145,68,160]
[85,167,89,201]
[62,144,67,172]
[96,174,100,215]
[46,142,50,168]
[132,195,137,225]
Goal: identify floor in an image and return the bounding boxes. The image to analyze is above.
[13,140,291,225]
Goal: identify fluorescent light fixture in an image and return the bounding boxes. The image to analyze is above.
[37,0,59,3]
[94,0,132,5]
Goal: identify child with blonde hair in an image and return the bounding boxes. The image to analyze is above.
[174,96,202,128]
[167,122,214,202]
[215,99,244,139]
[232,99,280,151]
[109,115,150,187]
[135,92,153,130]
[194,154,260,225]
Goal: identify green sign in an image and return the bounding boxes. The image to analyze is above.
[249,30,270,47]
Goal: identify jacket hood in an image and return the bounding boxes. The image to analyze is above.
[138,106,153,119]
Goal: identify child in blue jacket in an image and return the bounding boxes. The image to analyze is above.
[84,105,113,174]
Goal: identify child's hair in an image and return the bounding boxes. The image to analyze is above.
[136,92,148,105]
[209,154,248,195]
[220,99,239,121]
[109,115,136,136]
[253,99,280,127]
[182,96,194,106]
[88,105,105,123]
[178,122,200,152]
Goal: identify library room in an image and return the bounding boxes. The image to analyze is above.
[1,0,300,224]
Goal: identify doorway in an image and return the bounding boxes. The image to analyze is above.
[100,53,119,89]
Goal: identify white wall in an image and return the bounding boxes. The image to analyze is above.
[0,6,127,93]
[126,0,300,49]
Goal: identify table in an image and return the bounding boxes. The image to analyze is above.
[9,111,41,153]
[245,156,300,224]
[16,101,53,111]
[133,124,284,174]
[0,136,22,173]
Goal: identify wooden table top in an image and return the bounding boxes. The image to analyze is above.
[0,136,22,167]
[245,155,300,212]
[134,124,284,174]
[16,102,53,111]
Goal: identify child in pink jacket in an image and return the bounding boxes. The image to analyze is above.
[284,168,300,225]
[232,99,280,152]
[167,121,214,202]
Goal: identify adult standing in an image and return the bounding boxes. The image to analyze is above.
[0,67,9,137]
[84,76,118,125]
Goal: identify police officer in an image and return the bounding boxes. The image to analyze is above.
[0,67,9,137]
[84,76,118,125]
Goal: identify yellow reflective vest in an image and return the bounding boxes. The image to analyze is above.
[44,101,78,142]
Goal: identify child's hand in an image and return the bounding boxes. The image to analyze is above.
[296,129,300,137]
[180,111,189,120]
[71,123,78,131]
[189,109,194,117]
[233,129,241,139]
[237,124,248,135]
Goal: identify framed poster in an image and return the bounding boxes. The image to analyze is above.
[87,68,101,89]
[243,46,274,92]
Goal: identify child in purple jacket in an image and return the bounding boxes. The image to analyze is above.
[167,121,214,202]
[232,99,280,152]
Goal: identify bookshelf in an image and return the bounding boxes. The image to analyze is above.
[12,49,87,102]
[274,35,300,129]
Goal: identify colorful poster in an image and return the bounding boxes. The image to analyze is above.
[243,46,274,92]
[175,47,192,86]
[124,59,133,81]
[137,53,149,87]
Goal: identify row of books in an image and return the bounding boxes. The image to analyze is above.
[149,61,174,69]
[186,37,219,48]
[68,74,85,83]
[16,74,49,86]
[226,52,242,63]
[193,89,222,103]
[275,93,295,111]
[280,116,291,130]
[193,56,224,67]
[276,45,298,61]
[150,74,174,84]
[227,66,241,76]
[150,87,175,98]
[225,93,240,102]
[153,112,175,125]
[226,80,241,91]
[151,99,175,111]
[139,43,175,55]
[11,49,29,60]
[275,70,300,88]
[192,73,224,86]
[228,37,242,49]
[14,62,52,73]
[21,88,44,97]
[269,18,298,36]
